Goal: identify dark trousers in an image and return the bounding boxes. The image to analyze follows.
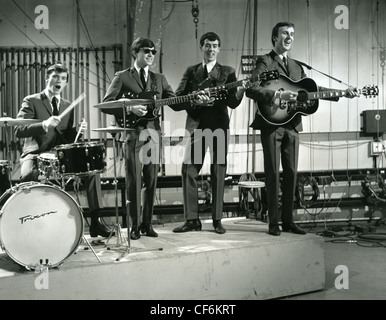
[182,128,228,221]
[125,130,160,226]
[260,126,299,226]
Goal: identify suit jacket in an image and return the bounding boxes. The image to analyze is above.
[14,91,76,157]
[246,50,306,132]
[102,67,177,132]
[175,62,242,135]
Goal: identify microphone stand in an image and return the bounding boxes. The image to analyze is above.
[294,59,350,87]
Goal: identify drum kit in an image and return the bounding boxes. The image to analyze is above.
[0,98,152,270]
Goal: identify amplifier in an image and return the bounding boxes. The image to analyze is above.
[361,110,386,134]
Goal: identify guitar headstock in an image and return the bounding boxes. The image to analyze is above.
[361,85,379,98]
[123,90,159,99]
[258,70,280,82]
[123,92,139,99]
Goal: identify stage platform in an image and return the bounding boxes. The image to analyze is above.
[0,218,325,300]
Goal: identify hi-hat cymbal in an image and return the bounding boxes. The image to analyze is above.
[93,99,153,109]
[0,117,41,126]
[92,126,125,133]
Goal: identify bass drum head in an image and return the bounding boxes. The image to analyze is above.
[0,182,84,269]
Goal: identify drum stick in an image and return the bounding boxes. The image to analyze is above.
[74,118,86,144]
[59,92,86,120]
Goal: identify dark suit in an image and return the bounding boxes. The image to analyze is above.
[246,50,338,226]
[175,62,242,221]
[103,67,177,226]
[15,91,76,154]
[14,91,102,213]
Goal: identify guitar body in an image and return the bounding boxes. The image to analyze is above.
[258,75,319,125]
[126,91,160,127]
[116,91,158,129]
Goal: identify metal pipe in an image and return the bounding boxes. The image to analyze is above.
[79,47,84,126]
[102,46,107,129]
[85,48,91,141]
[95,48,102,136]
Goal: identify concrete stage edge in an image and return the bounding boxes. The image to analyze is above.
[0,218,325,300]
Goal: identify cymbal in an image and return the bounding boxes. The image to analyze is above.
[93,99,153,109]
[0,117,41,126]
[92,126,125,133]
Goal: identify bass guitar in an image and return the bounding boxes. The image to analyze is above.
[117,70,279,129]
[257,74,379,125]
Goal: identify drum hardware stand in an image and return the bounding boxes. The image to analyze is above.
[105,131,129,249]
[81,234,102,263]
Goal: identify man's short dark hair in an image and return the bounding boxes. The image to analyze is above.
[271,22,295,46]
[199,32,221,47]
[131,37,155,58]
[46,63,69,82]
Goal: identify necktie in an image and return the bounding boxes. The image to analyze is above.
[52,97,59,116]
[282,56,288,71]
[140,68,147,89]
[203,64,208,79]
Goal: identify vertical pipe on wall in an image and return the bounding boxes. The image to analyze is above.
[102,47,107,129]
[0,50,4,159]
[79,47,85,128]
[68,47,73,104]
[95,48,103,134]
[251,0,258,174]
[85,48,91,141]
[10,48,16,163]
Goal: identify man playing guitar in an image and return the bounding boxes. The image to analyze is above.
[246,22,358,236]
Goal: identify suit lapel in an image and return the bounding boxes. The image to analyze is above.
[270,50,289,76]
[41,92,54,115]
[195,64,206,83]
[130,67,145,90]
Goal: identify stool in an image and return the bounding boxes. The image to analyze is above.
[238,181,267,221]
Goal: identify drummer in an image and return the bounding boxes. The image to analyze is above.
[14,63,114,239]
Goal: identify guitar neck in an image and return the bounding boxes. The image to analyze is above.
[308,89,346,100]
[154,93,197,108]
[207,75,262,93]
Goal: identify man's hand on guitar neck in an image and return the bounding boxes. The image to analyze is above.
[344,86,359,99]
[191,89,213,107]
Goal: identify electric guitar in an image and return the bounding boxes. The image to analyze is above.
[257,74,379,125]
[116,70,279,129]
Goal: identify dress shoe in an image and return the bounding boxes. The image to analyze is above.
[268,225,281,236]
[282,223,306,235]
[213,220,226,234]
[140,223,158,237]
[173,219,202,233]
[90,221,115,238]
[130,226,141,240]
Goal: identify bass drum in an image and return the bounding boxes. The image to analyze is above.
[0,182,84,269]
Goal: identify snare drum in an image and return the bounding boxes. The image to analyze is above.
[55,142,106,176]
[37,152,60,179]
[0,182,84,269]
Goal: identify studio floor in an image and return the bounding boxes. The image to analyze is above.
[0,212,385,301]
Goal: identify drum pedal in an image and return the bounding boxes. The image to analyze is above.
[90,239,105,246]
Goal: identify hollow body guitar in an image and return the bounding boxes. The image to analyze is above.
[257,74,379,125]
[117,70,279,129]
